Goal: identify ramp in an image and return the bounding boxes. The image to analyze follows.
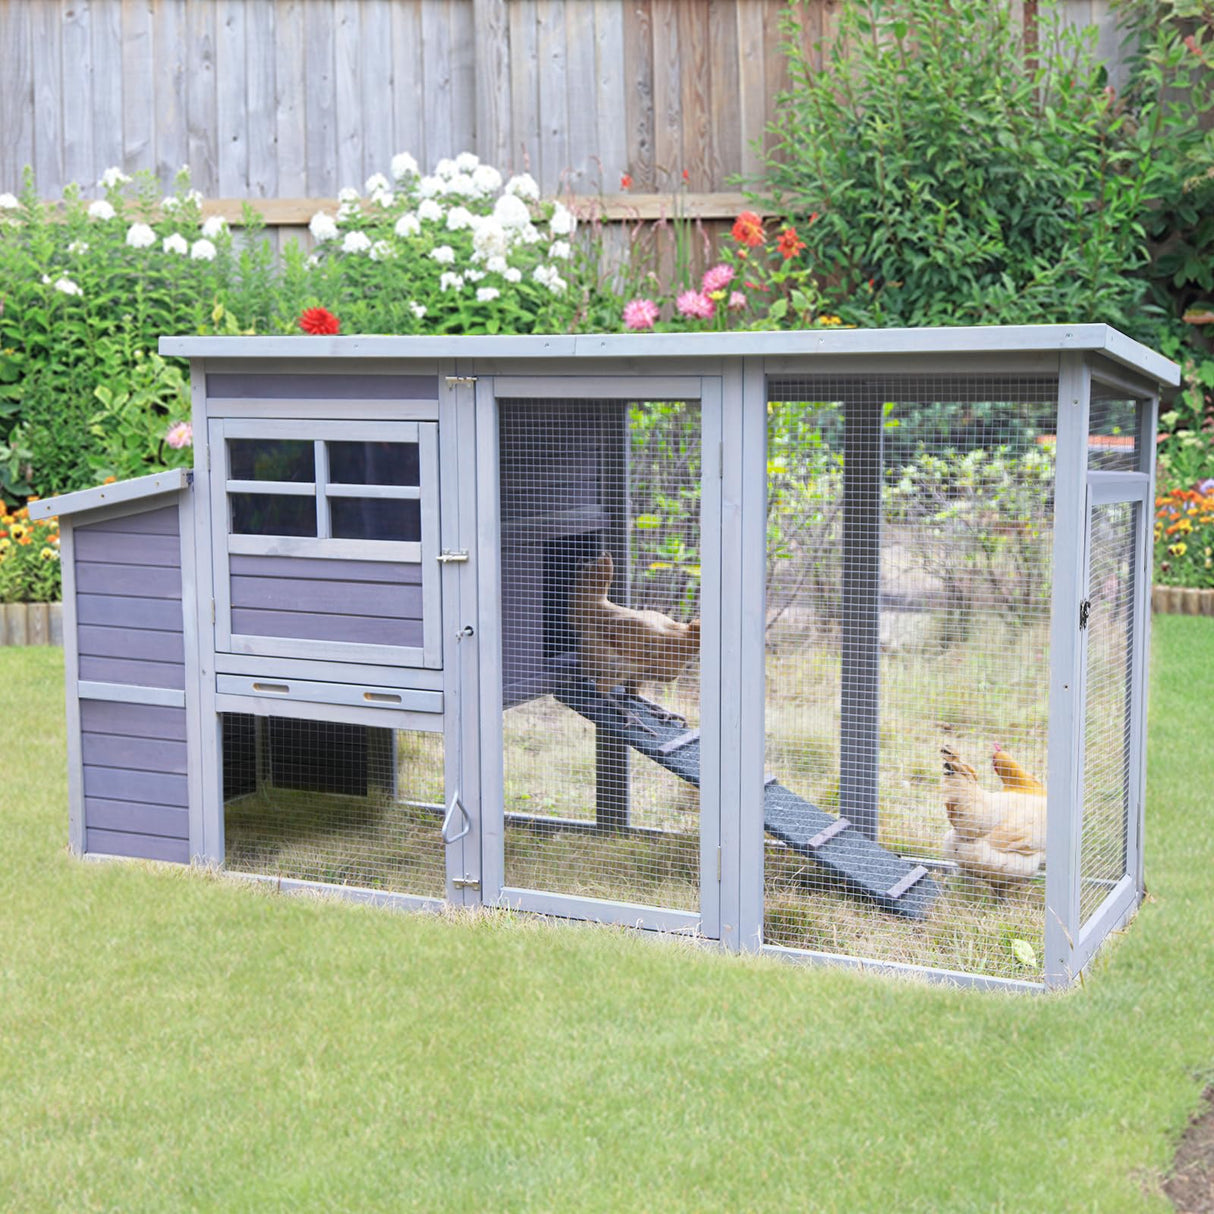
[555,676,939,920]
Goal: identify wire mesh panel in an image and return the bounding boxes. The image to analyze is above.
[498,399,704,916]
[1080,500,1138,924]
[763,377,1057,981]
[222,713,447,896]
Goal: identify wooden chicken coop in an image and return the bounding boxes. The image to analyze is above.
[33,326,1178,991]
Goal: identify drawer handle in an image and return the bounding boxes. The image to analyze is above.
[252,682,290,694]
[363,691,402,704]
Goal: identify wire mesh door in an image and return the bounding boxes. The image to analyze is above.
[494,395,712,933]
[763,376,1057,982]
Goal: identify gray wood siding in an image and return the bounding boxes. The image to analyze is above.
[227,553,424,648]
[73,504,186,691]
[80,698,189,863]
[2,1,1121,200]
[206,372,439,400]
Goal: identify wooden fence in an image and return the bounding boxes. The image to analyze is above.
[2,0,1124,224]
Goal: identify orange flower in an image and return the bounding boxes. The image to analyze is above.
[732,211,765,248]
[777,226,806,259]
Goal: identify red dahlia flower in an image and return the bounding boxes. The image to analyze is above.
[299,306,340,335]
[777,226,806,259]
[731,211,765,248]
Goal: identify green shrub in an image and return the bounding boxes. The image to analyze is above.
[758,0,1163,333]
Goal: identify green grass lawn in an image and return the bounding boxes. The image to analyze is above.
[2,618,1212,1212]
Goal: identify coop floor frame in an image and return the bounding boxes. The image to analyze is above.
[32,327,1179,992]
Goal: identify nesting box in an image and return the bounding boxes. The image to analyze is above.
[33,326,1178,990]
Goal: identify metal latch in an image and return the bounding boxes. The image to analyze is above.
[452,876,480,890]
[441,791,471,843]
[445,376,478,388]
[1079,598,1091,630]
[437,549,469,564]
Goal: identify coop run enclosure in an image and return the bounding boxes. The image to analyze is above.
[34,327,1178,991]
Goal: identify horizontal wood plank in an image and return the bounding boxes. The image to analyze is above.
[85,828,190,863]
[75,561,183,599]
[76,594,183,631]
[86,799,190,839]
[81,732,189,774]
[83,764,189,807]
[229,574,423,619]
[229,554,422,585]
[77,624,186,665]
[206,372,439,399]
[79,699,188,740]
[79,505,180,536]
[72,531,182,569]
[77,655,187,690]
[230,608,425,647]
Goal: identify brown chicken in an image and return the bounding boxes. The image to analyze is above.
[570,552,700,712]
[991,743,1047,796]
[940,745,1046,893]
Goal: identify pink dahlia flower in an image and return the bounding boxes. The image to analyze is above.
[623,298,660,331]
[728,291,747,311]
[676,289,715,320]
[165,421,193,450]
[701,263,735,294]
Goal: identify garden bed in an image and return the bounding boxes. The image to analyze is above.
[0,602,62,646]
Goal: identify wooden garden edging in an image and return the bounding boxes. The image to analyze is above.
[1151,586,1214,616]
[0,603,64,647]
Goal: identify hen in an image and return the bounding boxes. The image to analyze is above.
[940,745,1046,893]
[570,552,700,718]
[991,743,1047,796]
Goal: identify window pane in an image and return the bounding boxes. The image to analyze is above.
[229,439,315,483]
[328,441,420,486]
[330,498,421,542]
[230,493,317,537]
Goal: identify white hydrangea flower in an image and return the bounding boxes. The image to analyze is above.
[493,193,531,231]
[201,214,228,238]
[338,186,361,203]
[548,240,571,260]
[505,172,540,201]
[520,223,543,245]
[306,253,321,268]
[369,240,395,261]
[87,199,116,221]
[439,271,464,292]
[454,151,480,173]
[472,217,509,261]
[503,266,522,284]
[549,202,576,236]
[444,173,476,198]
[394,212,421,238]
[485,254,509,275]
[417,198,444,223]
[126,222,156,249]
[98,167,131,189]
[341,230,373,254]
[162,195,181,212]
[371,189,395,208]
[533,263,566,294]
[445,206,474,231]
[476,286,501,303]
[53,276,83,297]
[434,157,458,180]
[471,164,503,197]
[309,211,339,242]
[430,245,456,265]
[364,172,391,196]
[408,301,427,319]
[163,232,189,255]
[0,193,19,209]
[190,238,217,261]
[67,240,89,255]
[416,175,444,199]
[465,269,485,282]
[337,201,361,221]
[391,152,420,180]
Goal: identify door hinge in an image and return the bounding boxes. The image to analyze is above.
[452,876,480,890]
[1079,598,1091,630]
[437,549,470,564]
[210,598,216,624]
[445,376,478,388]
[717,846,722,882]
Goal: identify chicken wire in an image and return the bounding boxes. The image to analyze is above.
[763,377,1057,980]
[222,713,447,897]
[1079,501,1138,924]
[498,399,703,913]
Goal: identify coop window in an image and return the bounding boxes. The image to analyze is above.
[330,497,422,542]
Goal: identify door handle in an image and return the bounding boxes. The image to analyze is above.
[441,790,471,844]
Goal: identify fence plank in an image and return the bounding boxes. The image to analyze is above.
[122,0,157,175]
[564,0,598,192]
[274,0,305,197]
[448,0,478,162]
[622,0,655,190]
[390,0,426,171]
[593,0,628,191]
[474,0,511,172]
[536,1,570,193]
[185,0,218,193]
[246,0,277,198]
[421,0,454,167]
[359,0,394,184]
[153,0,189,184]
[30,2,60,191]
[304,0,337,196]
[216,1,249,197]
[709,0,743,187]
[62,1,96,189]
[92,0,126,178]
[0,2,33,189]
[508,0,540,177]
